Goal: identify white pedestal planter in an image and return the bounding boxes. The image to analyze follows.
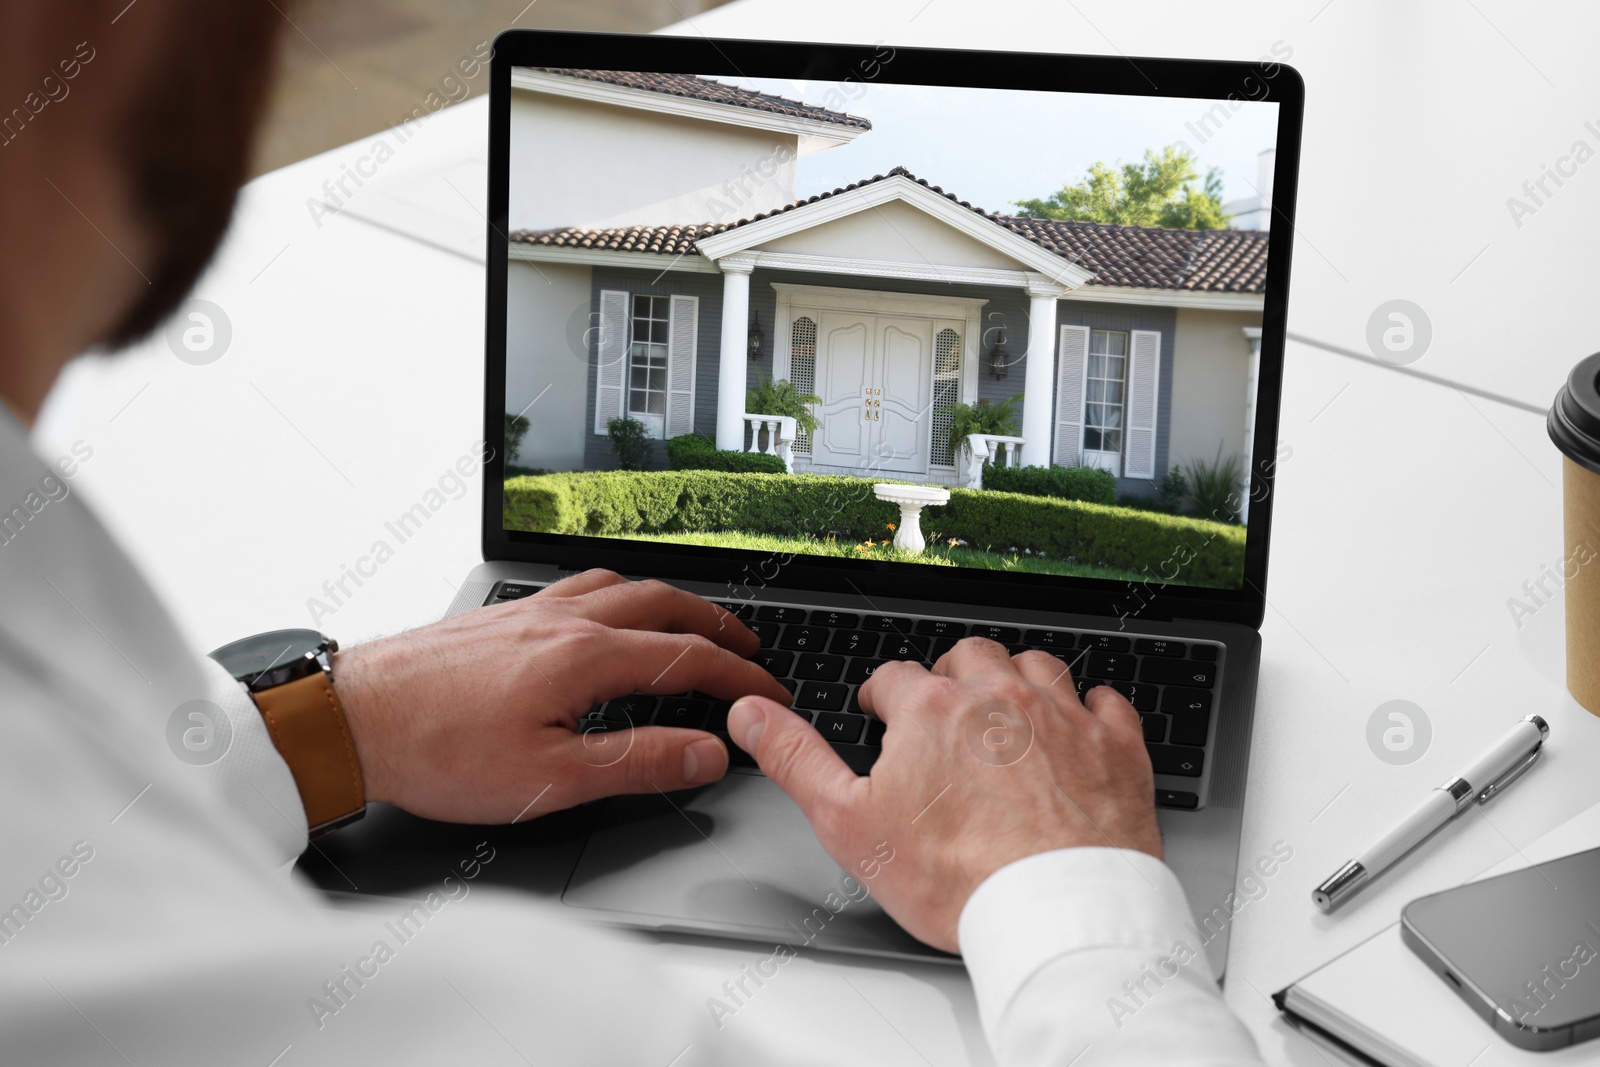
[873,483,951,554]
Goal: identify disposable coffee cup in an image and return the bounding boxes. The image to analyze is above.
[1548,351,1600,714]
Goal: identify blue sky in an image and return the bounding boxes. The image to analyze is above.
[720,76,1281,217]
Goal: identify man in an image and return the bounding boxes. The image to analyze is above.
[0,4,1261,1063]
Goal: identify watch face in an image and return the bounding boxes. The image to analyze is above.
[210,628,328,685]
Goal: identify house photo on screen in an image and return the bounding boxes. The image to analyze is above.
[502,65,1278,590]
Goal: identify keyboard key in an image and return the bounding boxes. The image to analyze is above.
[600,694,656,724]
[705,700,733,732]
[1087,651,1136,680]
[716,733,759,769]
[715,601,755,620]
[1141,659,1215,687]
[862,615,913,633]
[815,713,865,744]
[828,630,880,657]
[754,649,794,677]
[930,637,960,659]
[880,635,931,661]
[794,681,848,712]
[915,619,966,638]
[831,742,879,775]
[864,718,887,746]
[494,582,541,600]
[847,688,866,714]
[1024,628,1074,648]
[1189,643,1220,662]
[746,621,779,648]
[1161,687,1213,715]
[1168,707,1211,747]
[655,697,708,729]
[1140,713,1167,742]
[809,610,860,628]
[970,624,1022,643]
[757,605,808,623]
[1148,745,1204,777]
[1134,638,1186,658]
[1156,790,1199,810]
[1079,633,1131,652]
[845,659,886,684]
[794,654,845,681]
[778,625,831,651]
[789,707,814,722]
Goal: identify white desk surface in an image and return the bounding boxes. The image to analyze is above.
[32,1,1600,1062]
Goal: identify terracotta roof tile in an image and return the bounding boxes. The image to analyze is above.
[509,167,1270,293]
[526,69,871,130]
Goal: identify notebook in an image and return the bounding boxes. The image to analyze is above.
[1275,801,1600,1067]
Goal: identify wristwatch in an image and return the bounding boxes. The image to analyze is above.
[209,628,366,839]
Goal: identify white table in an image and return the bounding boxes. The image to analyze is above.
[32,2,1600,1063]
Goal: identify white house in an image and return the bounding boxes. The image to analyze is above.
[505,68,1269,501]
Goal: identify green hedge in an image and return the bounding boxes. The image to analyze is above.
[982,463,1116,505]
[505,470,1246,586]
[663,433,787,474]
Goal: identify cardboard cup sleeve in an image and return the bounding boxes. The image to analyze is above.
[1549,352,1600,714]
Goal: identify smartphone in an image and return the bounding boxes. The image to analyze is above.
[1402,845,1600,1051]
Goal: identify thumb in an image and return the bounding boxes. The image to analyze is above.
[563,725,729,802]
[728,696,857,830]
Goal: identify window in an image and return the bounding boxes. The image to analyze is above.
[931,327,961,466]
[628,294,670,421]
[1083,329,1127,455]
[790,317,817,455]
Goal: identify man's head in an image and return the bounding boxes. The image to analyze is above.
[0,1,284,422]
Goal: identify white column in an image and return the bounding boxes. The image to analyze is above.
[1240,327,1262,524]
[1020,284,1062,468]
[715,263,753,451]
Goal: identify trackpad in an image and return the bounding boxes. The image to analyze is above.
[561,774,953,961]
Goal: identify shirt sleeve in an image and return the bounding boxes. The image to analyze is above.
[200,655,309,868]
[958,847,1264,1067]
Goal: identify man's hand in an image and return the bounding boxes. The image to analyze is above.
[331,570,790,824]
[727,639,1161,954]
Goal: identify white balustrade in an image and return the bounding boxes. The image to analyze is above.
[962,433,1026,488]
[742,414,798,473]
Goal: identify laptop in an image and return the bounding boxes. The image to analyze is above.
[446,29,1302,973]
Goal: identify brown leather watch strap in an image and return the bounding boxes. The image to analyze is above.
[253,670,365,837]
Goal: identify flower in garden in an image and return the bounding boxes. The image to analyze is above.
[881,539,891,546]
[886,523,896,531]
[947,538,959,547]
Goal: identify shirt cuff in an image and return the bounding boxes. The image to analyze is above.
[957,847,1212,1038]
[200,656,309,868]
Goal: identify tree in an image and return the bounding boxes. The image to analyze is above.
[1013,146,1231,230]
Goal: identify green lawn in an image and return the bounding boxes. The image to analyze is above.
[607,529,1153,582]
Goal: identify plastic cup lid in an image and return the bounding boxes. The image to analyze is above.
[1549,351,1600,476]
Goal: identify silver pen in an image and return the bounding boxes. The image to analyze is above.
[1312,714,1549,913]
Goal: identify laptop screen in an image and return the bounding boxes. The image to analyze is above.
[499,53,1289,596]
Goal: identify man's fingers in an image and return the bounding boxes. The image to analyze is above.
[1082,685,1142,737]
[568,580,759,655]
[535,568,627,598]
[931,636,1015,679]
[855,659,932,723]
[1012,648,1079,696]
[728,696,857,831]
[561,725,729,802]
[586,629,789,706]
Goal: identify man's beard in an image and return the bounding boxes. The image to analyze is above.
[100,3,284,350]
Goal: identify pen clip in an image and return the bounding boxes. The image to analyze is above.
[1476,747,1542,805]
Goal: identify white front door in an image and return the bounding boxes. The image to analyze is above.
[811,312,933,475]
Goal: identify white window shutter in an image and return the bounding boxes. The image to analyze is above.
[1125,329,1161,479]
[593,290,628,434]
[1053,324,1090,466]
[666,294,699,438]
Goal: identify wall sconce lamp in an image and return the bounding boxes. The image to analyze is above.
[988,334,1009,380]
[748,312,764,361]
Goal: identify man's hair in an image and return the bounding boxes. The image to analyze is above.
[102,2,285,349]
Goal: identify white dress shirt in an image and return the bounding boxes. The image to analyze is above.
[0,405,1261,1065]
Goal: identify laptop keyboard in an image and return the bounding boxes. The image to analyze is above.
[487,581,1220,811]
